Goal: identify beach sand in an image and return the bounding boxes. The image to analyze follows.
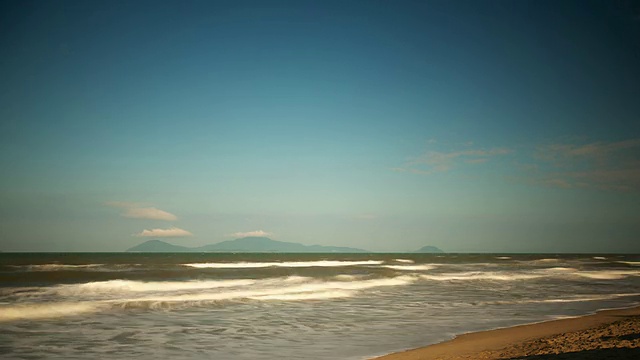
[374,306,640,360]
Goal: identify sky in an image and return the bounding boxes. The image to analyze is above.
[1,0,639,253]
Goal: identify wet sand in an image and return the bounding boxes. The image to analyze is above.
[374,306,640,360]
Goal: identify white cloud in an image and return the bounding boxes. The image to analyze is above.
[135,227,193,238]
[123,207,177,221]
[230,230,272,238]
[106,202,177,221]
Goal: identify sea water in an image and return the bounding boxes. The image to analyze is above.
[1,253,639,359]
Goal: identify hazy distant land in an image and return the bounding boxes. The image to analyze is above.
[126,236,444,253]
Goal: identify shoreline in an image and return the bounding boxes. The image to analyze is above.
[372,305,640,359]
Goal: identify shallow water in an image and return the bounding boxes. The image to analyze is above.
[1,253,639,359]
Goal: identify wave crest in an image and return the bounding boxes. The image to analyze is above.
[184,260,383,269]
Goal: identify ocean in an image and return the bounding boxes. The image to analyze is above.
[1,253,639,359]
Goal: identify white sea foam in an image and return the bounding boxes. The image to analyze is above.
[534,267,640,280]
[593,257,607,260]
[490,293,640,305]
[54,279,260,296]
[574,270,640,280]
[420,272,542,281]
[11,264,106,271]
[541,267,578,272]
[0,287,43,297]
[393,259,415,263]
[106,276,417,307]
[495,256,511,260]
[618,261,640,266]
[333,275,361,281]
[281,275,312,282]
[539,268,640,280]
[249,290,355,301]
[540,293,639,303]
[8,263,144,273]
[184,260,384,269]
[0,275,417,321]
[383,265,436,271]
[0,302,101,322]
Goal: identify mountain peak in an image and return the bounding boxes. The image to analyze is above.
[126,237,369,253]
[126,240,189,252]
[414,245,444,253]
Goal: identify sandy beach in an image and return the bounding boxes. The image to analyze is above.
[374,306,640,360]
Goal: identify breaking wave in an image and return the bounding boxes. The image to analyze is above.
[54,279,261,296]
[383,265,436,271]
[0,302,102,322]
[393,259,414,263]
[3,255,639,325]
[573,270,640,280]
[541,267,577,272]
[184,260,383,268]
[540,293,640,303]
[618,261,640,266]
[10,264,106,271]
[0,275,415,322]
[6,263,143,273]
[420,272,543,281]
[488,293,640,305]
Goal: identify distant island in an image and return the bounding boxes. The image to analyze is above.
[414,245,444,253]
[126,237,444,253]
[127,237,369,253]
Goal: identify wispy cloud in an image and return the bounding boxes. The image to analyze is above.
[395,138,640,193]
[394,145,511,174]
[123,207,177,221]
[230,230,272,238]
[106,202,177,221]
[535,139,640,164]
[528,139,640,192]
[135,227,193,238]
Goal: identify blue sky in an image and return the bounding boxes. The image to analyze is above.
[1,0,639,252]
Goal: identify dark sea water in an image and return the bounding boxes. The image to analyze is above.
[1,253,640,359]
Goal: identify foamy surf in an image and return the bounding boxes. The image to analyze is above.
[618,261,640,266]
[0,275,417,321]
[489,292,640,305]
[2,253,639,360]
[573,270,640,280]
[54,279,260,295]
[249,290,354,301]
[10,264,106,271]
[420,272,543,281]
[540,293,640,303]
[383,264,436,271]
[0,302,102,322]
[393,259,415,263]
[184,260,384,268]
[534,267,640,280]
[120,276,417,304]
[541,267,578,272]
